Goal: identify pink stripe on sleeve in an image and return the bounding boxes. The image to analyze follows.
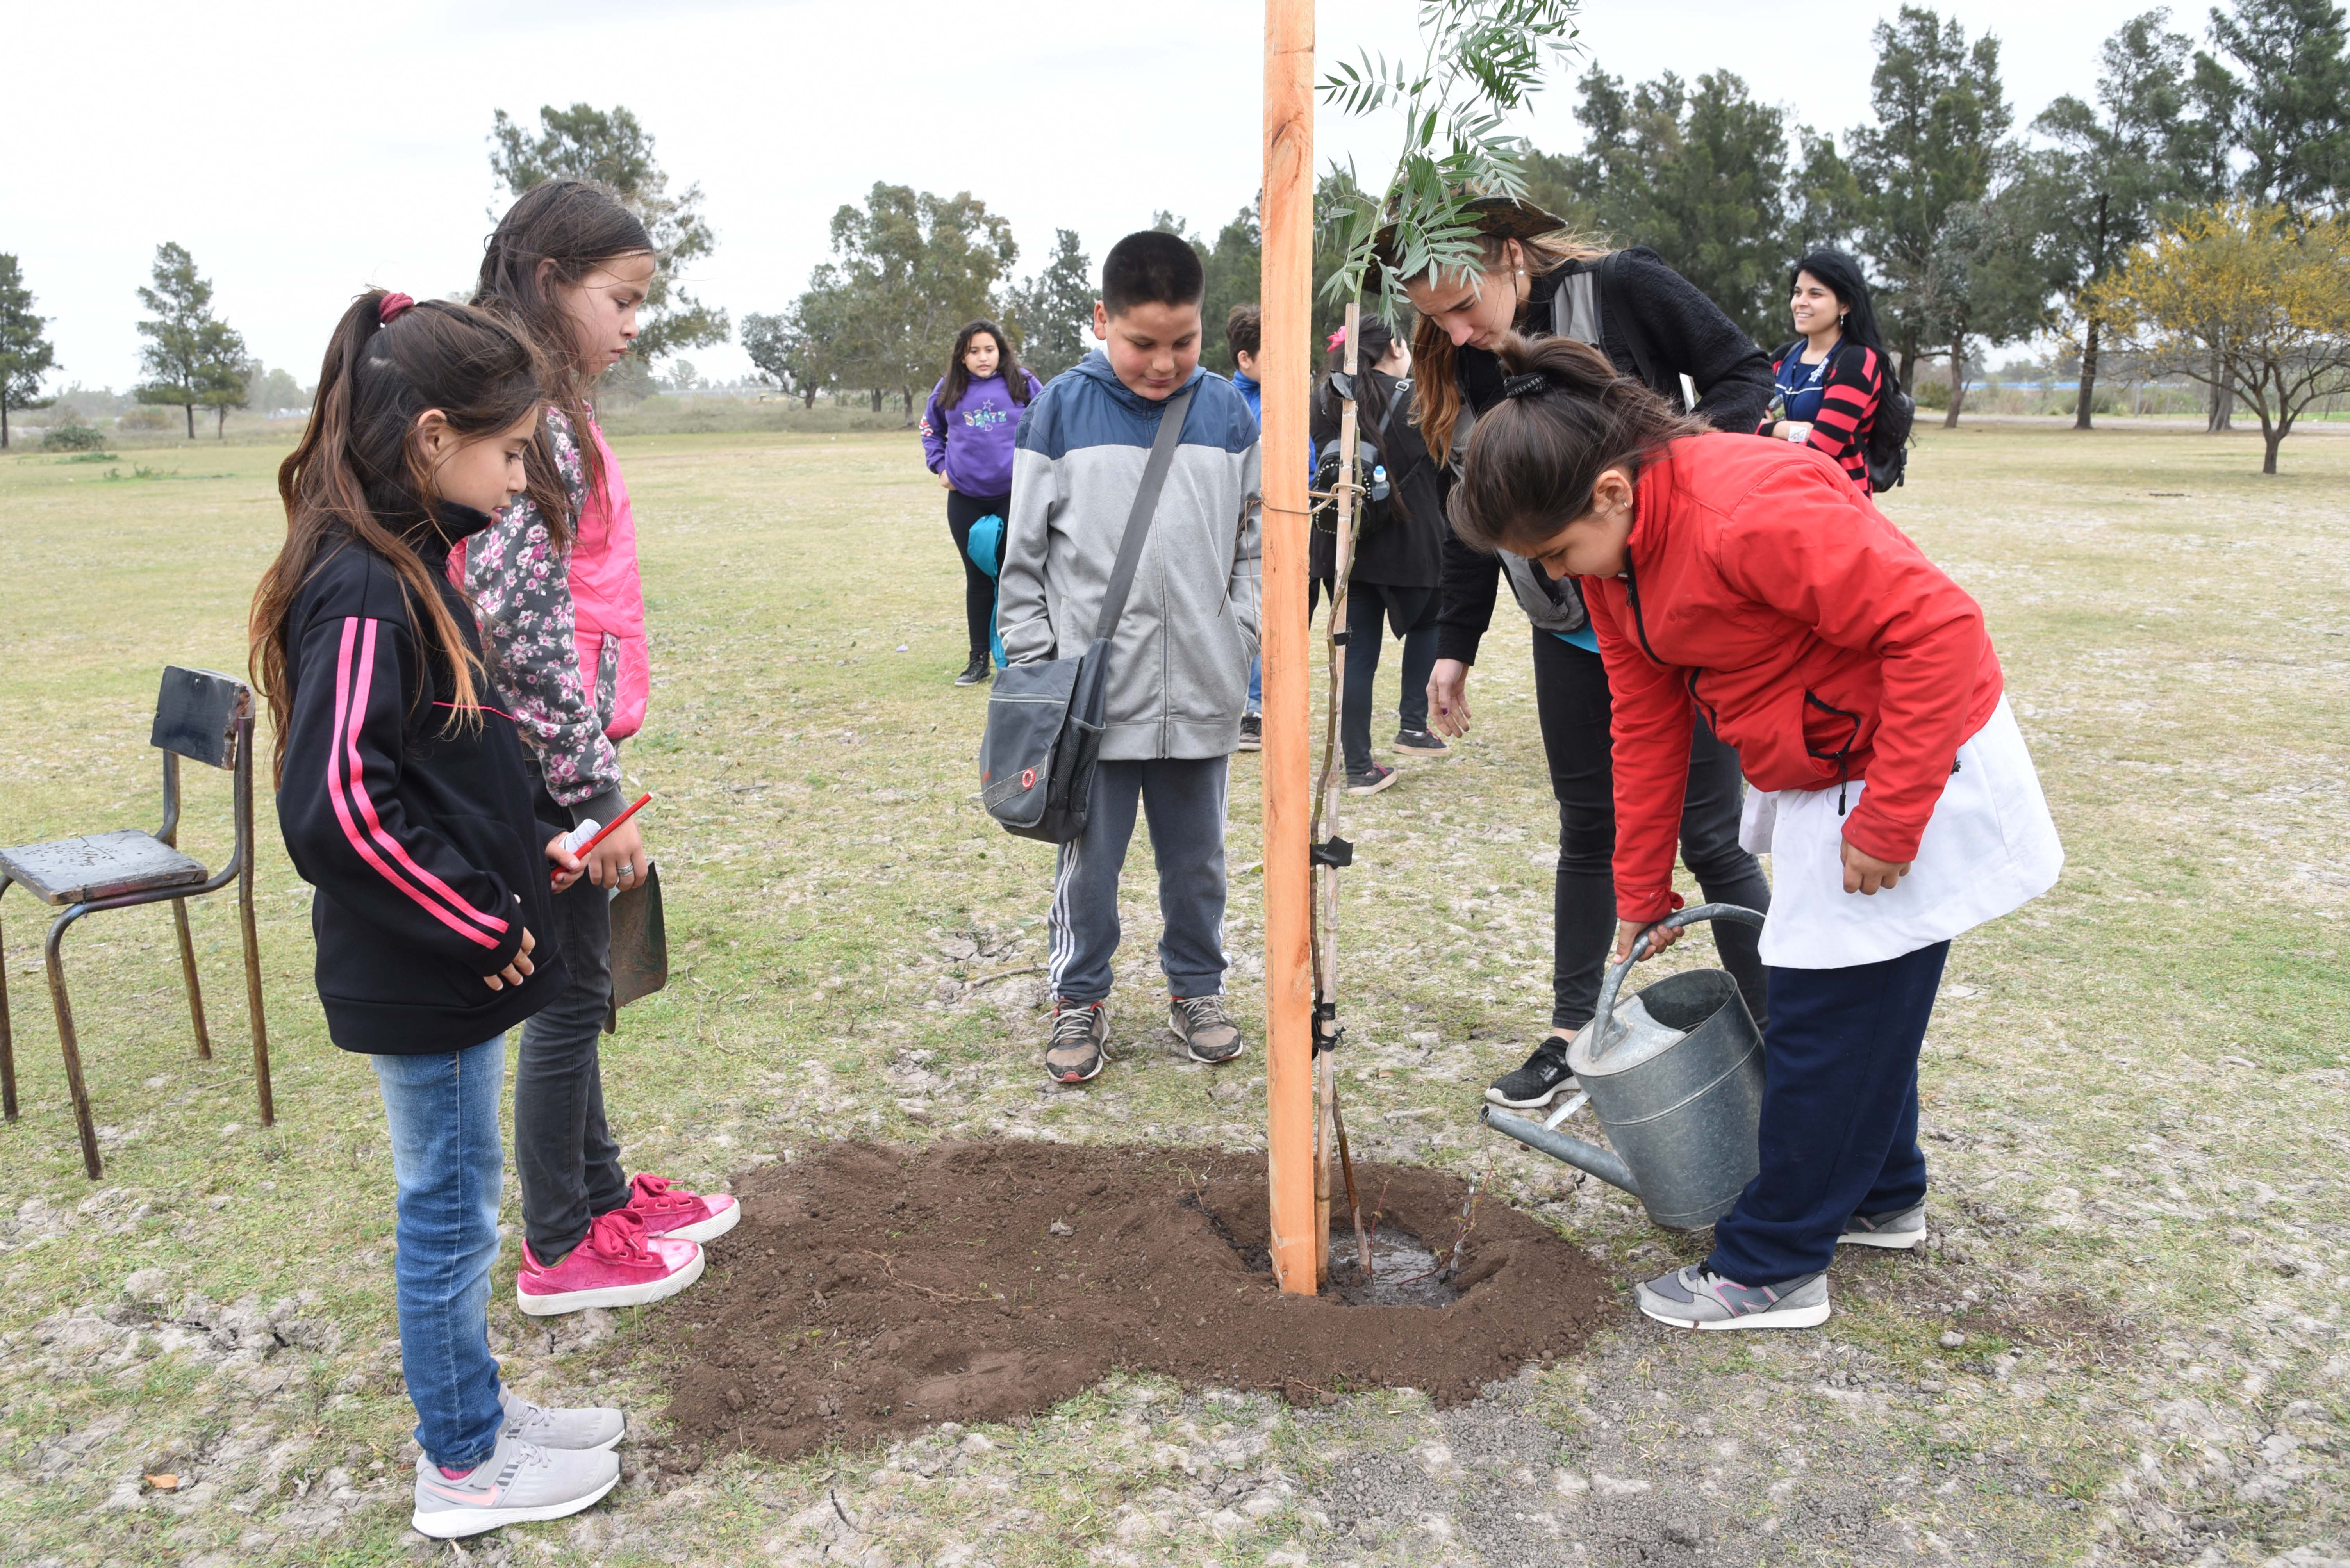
[346,620,511,937]
[325,617,503,951]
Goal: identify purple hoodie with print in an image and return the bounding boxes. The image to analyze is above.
[920,370,1044,497]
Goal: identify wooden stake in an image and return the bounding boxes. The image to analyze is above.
[1260,0,1318,1296]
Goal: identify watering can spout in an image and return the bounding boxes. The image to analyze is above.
[1480,1107,1640,1197]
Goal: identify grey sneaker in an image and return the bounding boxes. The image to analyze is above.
[1045,999,1110,1084]
[1169,994,1245,1064]
[500,1386,625,1452]
[1636,1265,1830,1331]
[1346,763,1399,796]
[1839,1201,1926,1249]
[1237,713,1263,751]
[412,1428,620,1539]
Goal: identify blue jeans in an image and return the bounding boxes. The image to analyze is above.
[1705,942,1947,1285]
[372,1037,509,1470]
[1247,656,1261,716]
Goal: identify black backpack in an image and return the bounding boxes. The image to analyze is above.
[1772,338,1913,492]
[1312,372,1404,542]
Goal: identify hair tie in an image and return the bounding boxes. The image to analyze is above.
[378,292,416,326]
[1501,372,1549,400]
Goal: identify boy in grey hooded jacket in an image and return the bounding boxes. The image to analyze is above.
[997,231,1262,1084]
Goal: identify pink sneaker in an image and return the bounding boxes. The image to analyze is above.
[516,1208,703,1317]
[622,1172,740,1245]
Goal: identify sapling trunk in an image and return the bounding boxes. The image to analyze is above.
[1308,301,1373,1286]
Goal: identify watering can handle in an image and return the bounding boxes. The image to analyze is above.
[1582,903,1767,1067]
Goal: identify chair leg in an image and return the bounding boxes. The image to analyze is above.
[0,881,17,1123]
[44,911,103,1180]
[173,897,211,1061]
[237,877,273,1128]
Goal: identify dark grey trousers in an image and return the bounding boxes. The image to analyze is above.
[1046,756,1230,1005]
[513,876,630,1259]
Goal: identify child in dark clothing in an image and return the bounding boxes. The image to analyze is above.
[252,290,630,1539]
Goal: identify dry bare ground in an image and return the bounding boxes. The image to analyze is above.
[0,419,2343,1566]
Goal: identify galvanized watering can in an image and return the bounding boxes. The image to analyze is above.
[1483,903,1766,1230]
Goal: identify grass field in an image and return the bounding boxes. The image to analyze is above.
[1,419,2345,1567]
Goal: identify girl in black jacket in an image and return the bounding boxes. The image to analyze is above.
[249,290,632,1539]
[1390,197,1776,1112]
[1309,315,1450,794]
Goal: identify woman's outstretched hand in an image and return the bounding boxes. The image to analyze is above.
[1427,659,1473,737]
[485,926,536,991]
[1841,841,1911,895]
[1613,918,1682,964]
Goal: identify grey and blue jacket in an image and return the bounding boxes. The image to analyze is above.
[999,352,1262,761]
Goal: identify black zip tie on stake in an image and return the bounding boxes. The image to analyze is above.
[1312,998,1345,1055]
[1311,836,1353,868]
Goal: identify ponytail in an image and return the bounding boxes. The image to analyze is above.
[1450,335,1708,556]
[251,290,547,783]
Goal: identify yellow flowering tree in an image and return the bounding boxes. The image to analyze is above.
[2091,202,2350,474]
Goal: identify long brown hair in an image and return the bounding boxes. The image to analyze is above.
[1449,334,1707,556]
[474,179,656,533]
[250,291,547,783]
[1405,229,1609,460]
[937,319,1034,413]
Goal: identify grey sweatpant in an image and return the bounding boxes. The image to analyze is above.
[1047,756,1230,1004]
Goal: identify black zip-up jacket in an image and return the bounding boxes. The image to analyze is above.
[1432,249,1775,666]
[275,505,568,1055]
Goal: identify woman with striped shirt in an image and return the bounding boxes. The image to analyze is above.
[1763,250,1885,494]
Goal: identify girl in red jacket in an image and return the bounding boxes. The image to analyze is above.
[1454,335,2062,1331]
[465,181,737,1317]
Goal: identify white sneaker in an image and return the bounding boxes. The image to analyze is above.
[500,1386,625,1452]
[412,1428,619,1539]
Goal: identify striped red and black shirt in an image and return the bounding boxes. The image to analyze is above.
[1763,342,1882,495]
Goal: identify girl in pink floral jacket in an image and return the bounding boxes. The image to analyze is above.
[466,180,739,1319]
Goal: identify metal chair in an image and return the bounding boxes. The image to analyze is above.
[0,666,273,1178]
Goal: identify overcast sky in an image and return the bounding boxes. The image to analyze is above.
[6,0,2172,392]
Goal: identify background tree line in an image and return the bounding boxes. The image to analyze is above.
[5,9,2345,458]
[741,0,2346,454]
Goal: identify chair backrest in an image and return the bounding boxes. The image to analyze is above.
[150,666,248,771]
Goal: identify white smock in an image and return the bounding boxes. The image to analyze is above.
[1740,695,2063,970]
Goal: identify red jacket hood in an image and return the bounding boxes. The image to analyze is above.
[1585,433,2003,922]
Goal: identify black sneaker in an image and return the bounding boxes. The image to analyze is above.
[1345,763,1399,796]
[1237,713,1262,752]
[954,654,992,686]
[1044,999,1110,1084]
[1484,1033,1577,1108]
[1394,728,1450,757]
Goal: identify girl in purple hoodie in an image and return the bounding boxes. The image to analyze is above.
[921,319,1043,686]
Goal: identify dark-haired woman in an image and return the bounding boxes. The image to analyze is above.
[1308,316,1449,796]
[1763,250,1886,494]
[1387,197,1776,1110]
[1452,333,2061,1331]
[469,179,735,1321]
[922,320,1043,686]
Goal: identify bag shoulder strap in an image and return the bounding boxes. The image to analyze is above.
[1092,384,1196,643]
[1595,251,1662,393]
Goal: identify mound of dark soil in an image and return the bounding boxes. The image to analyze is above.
[661,1141,1613,1461]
